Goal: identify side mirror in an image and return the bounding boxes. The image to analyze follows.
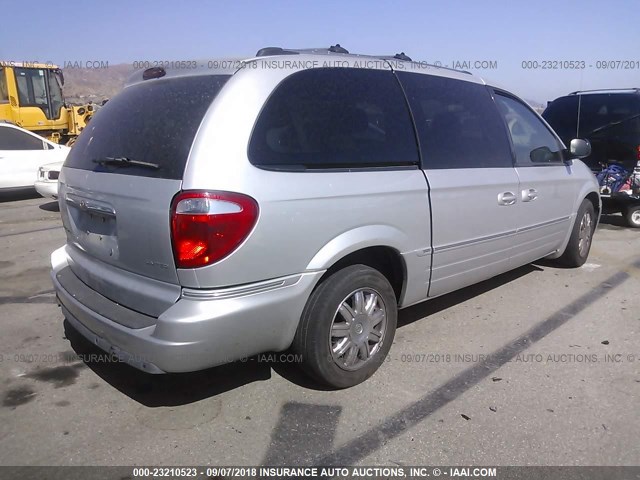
[530,145,554,163]
[570,138,591,159]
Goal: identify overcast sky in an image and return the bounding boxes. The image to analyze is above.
[2,0,638,103]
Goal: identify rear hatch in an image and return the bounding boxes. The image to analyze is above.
[59,74,230,317]
[577,94,640,171]
[543,93,640,170]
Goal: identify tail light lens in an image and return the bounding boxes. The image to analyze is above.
[170,191,259,268]
[636,145,640,161]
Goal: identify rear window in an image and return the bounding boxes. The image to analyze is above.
[0,126,45,150]
[544,93,640,141]
[576,93,640,136]
[65,75,230,179]
[248,68,419,170]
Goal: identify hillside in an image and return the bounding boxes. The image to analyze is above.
[62,63,130,104]
[61,64,546,112]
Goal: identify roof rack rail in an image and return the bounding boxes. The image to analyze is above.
[415,62,472,75]
[252,46,473,76]
[569,88,640,95]
[377,54,472,75]
[256,44,349,57]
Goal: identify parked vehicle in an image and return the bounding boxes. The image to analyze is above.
[593,161,640,227]
[51,46,600,388]
[543,89,640,227]
[35,160,63,199]
[0,122,69,192]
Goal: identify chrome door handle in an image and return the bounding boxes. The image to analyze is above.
[522,188,538,202]
[498,191,517,206]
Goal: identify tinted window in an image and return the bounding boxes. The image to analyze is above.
[544,93,640,141]
[15,68,48,107]
[542,95,579,142]
[0,68,8,103]
[0,126,44,150]
[495,94,564,165]
[48,71,64,120]
[249,68,419,169]
[396,72,512,169]
[65,75,230,179]
[576,93,640,136]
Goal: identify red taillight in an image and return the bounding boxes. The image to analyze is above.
[636,145,640,160]
[170,191,259,268]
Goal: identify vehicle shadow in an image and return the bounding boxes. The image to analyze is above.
[396,263,542,329]
[38,201,60,212]
[63,320,272,407]
[64,263,546,400]
[272,263,542,389]
[598,213,630,229]
[0,189,39,203]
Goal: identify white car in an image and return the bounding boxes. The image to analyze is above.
[0,122,69,192]
[35,160,64,198]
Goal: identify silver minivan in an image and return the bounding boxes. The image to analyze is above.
[51,46,600,388]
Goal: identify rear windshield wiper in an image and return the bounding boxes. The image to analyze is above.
[585,112,640,136]
[92,156,160,169]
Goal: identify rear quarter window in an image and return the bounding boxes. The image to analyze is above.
[248,68,419,170]
[64,75,230,179]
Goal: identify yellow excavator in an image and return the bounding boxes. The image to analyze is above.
[0,61,95,145]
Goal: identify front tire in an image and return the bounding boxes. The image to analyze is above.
[624,205,640,228]
[292,265,397,389]
[557,199,596,267]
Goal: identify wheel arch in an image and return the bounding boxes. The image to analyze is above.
[306,227,409,305]
[548,187,600,260]
[585,191,601,222]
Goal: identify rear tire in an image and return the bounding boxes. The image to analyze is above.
[624,205,640,228]
[557,200,596,267]
[292,265,397,389]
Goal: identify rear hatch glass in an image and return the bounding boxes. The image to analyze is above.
[577,94,640,136]
[544,93,640,169]
[65,75,230,179]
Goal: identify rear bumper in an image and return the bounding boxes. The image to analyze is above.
[51,246,323,373]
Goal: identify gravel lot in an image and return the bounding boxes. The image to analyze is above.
[0,193,639,467]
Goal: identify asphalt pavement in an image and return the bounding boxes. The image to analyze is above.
[0,194,639,467]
